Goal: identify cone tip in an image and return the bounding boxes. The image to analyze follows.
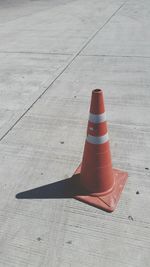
[90,89,105,114]
[92,89,103,94]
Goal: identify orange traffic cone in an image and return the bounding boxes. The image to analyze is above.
[73,89,128,212]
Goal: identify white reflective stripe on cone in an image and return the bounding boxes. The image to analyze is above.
[89,112,106,123]
[87,133,109,144]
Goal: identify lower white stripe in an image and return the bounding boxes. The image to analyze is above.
[87,133,109,145]
[89,112,106,123]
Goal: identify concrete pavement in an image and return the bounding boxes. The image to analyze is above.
[0,0,150,266]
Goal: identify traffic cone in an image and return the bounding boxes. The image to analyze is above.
[73,89,128,212]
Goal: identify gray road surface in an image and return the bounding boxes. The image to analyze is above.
[0,0,150,266]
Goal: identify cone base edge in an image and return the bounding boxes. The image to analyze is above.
[73,164,128,212]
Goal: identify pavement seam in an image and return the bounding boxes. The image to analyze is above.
[80,54,150,59]
[0,51,72,56]
[0,1,127,142]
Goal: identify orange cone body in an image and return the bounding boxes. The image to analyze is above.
[73,89,128,212]
[81,89,114,195]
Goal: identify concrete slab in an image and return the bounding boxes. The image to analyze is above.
[0,54,150,267]
[0,0,124,54]
[82,0,150,57]
[0,0,73,25]
[0,52,70,138]
[0,0,150,267]
[0,0,124,138]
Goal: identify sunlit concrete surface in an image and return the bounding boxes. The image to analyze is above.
[0,0,150,266]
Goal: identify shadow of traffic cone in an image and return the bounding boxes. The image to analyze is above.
[73,89,128,212]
